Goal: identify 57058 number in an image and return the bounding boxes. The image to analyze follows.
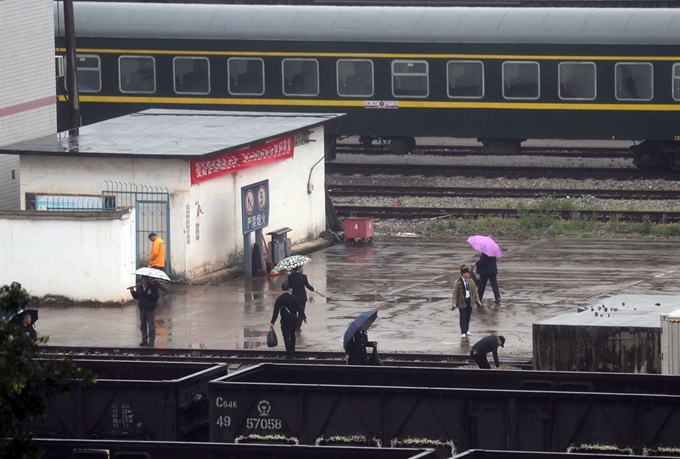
[246,418,282,430]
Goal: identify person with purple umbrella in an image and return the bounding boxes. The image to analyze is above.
[473,253,501,304]
[467,235,503,305]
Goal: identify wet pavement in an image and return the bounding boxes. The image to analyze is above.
[36,238,680,357]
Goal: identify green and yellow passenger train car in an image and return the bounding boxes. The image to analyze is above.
[55,3,680,170]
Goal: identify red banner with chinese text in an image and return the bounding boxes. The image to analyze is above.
[190,135,294,184]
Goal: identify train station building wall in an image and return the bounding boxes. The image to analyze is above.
[14,126,326,287]
[184,128,326,279]
[0,0,56,210]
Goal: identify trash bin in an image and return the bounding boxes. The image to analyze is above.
[267,227,292,265]
[344,217,374,243]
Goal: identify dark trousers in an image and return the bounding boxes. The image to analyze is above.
[458,306,472,334]
[471,349,491,369]
[478,274,500,301]
[296,301,307,331]
[281,321,297,355]
[140,308,156,344]
[150,266,171,295]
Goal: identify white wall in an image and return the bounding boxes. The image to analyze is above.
[0,0,56,209]
[19,155,192,276]
[0,208,136,302]
[179,127,327,278]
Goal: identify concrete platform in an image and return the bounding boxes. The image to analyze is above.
[34,238,680,357]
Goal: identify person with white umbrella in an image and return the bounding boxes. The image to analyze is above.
[128,274,160,347]
[288,265,315,333]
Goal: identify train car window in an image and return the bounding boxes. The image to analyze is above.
[392,60,428,98]
[119,56,156,94]
[615,63,653,101]
[64,55,101,93]
[558,62,596,101]
[228,58,265,96]
[447,61,484,99]
[173,57,210,95]
[282,59,319,96]
[502,61,539,100]
[337,59,374,97]
[673,64,680,101]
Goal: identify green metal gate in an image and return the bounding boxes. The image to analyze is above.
[104,182,171,273]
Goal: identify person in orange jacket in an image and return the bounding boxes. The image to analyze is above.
[148,232,170,295]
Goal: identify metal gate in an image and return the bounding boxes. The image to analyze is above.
[104,182,171,273]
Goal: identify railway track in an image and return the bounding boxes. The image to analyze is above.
[337,144,632,159]
[40,345,533,369]
[335,205,680,222]
[325,162,652,180]
[328,184,680,200]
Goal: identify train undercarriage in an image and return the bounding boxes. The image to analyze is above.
[329,135,680,174]
[631,140,680,173]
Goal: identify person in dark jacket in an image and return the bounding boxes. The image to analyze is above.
[470,335,505,369]
[473,253,501,304]
[270,282,307,357]
[129,275,159,347]
[287,266,315,332]
[345,328,377,365]
[18,310,37,340]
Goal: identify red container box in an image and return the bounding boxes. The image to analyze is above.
[344,217,374,243]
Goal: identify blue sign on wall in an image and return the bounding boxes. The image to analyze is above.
[241,180,269,234]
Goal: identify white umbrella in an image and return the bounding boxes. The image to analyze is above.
[133,267,171,281]
[273,255,311,272]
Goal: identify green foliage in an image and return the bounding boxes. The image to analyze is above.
[0,283,95,459]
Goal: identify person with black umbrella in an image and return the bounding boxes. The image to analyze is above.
[10,309,38,340]
[345,328,378,365]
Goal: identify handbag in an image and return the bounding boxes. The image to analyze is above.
[266,327,278,347]
[368,346,383,366]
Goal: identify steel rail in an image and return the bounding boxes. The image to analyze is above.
[326,162,649,179]
[336,144,632,158]
[328,184,680,200]
[335,205,680,222]
[40,346,533,369]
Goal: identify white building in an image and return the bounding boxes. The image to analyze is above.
[0,0,57,210]
[0,109,342,302]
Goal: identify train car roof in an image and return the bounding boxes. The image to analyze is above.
[55,2,680,45]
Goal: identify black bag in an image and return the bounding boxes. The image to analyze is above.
[267,328,278,347]
[368,346,383,366]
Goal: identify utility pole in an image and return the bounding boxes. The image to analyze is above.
[63,0,81,135]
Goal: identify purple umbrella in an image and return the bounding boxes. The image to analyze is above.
[467,235,502,258]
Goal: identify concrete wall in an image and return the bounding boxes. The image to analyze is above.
[185,127,327,278]
[0,209,136,302]
[18,155,192,276]
[0,0,57,209]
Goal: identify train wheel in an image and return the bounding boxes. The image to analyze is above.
[389,137,415,155]
[632,141,670,173]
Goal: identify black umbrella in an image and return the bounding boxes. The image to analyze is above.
[343,310,378,348]
[8,308,39,325]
